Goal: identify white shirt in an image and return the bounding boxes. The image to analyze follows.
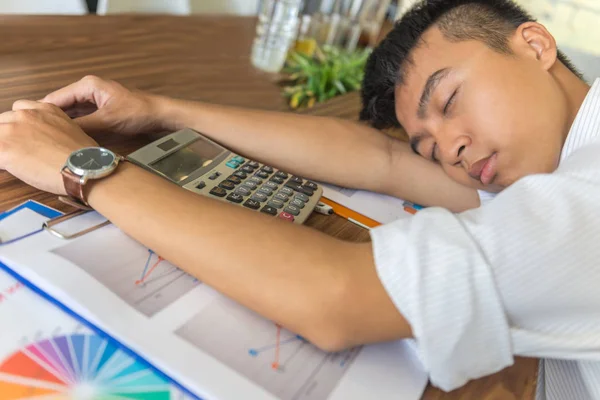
[371,78,600,400]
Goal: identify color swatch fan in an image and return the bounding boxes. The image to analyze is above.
[0,333,171,399]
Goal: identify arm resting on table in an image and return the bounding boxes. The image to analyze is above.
[87,162,413,351]
[154,96,480,212]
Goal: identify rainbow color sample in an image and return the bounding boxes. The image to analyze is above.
[0,334,171,399]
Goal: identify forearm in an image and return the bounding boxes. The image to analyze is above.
[152,95,395,192]
[151,96,480,211]
[87,162,411,349]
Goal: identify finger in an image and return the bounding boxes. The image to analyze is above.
[42,75,104,110]
[12,99,60,112]
[0,111,16,124]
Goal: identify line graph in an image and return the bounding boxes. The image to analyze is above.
[52,227,200,317]
[248,324,305,371]
[176,296,360,400]
[136,250,166,286]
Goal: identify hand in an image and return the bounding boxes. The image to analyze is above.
[43,75,163,136]
[0,100,98,195]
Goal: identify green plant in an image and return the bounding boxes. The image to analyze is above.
[280,45,371,110]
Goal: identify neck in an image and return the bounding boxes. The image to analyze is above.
[552,63,591,144]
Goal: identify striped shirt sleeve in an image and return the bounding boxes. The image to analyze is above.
[370,149,600,391]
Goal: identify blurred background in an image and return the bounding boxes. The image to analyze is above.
[0,0,598,108]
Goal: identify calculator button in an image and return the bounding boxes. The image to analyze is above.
[219,181,236,191]
[294,193,309,202]
[269,176,284,184]
[243,181,258,190]
[249,176,263,184]
[259,187,273,196]
[241,165,254,173]
[287,183,313,196]
[278,212,295,222]
[209,187,227,197]
[291,199,305,208]
[196,181,206,189]
[284,205,300,216]
[274,193,288,202]
[279,187,293,196]
[268,199,284,209]
[225,160,239,169]
[260,205,278,216]
[235,187,252,196]
[265,181,278,190]
[251,193,268,202]
[248,161,260,168]
[304,181,318,190]
[233,156,245,163]
[209,172,221,180]
[226,193,244,203]
[243,199,261,210]
[226,176,242,185]
[233,171,247,179]
[289,176,303,184]
[284,181,303,191]
[275,171,288,179]
[255,170,269,179]
[261,165,274,173]
[299,187,314,196]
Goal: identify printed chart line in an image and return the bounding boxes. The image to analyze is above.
[135,250,165,285]
[248,324,305,371]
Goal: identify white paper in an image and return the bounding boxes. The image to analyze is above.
[0,208,47,243]
[0,208,189,398]
[320,183,416,224]
[0,214,428,400]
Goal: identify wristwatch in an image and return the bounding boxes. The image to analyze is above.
[61,147,124,209]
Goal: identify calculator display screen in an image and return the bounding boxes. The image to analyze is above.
[151,139,223,182]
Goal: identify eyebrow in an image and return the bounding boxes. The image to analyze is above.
[417,68,451,119]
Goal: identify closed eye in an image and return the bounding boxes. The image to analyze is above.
[443,88,458,115]
[431,143,439,163]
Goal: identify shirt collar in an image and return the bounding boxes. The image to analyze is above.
[560,78,600,162]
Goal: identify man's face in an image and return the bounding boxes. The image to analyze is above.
[395,26,569,192]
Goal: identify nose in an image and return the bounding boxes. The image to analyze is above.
[437,128,471,166]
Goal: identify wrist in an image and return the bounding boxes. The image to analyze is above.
[151,95,208,132]
[86,160,137,206]
[149,95,189,132]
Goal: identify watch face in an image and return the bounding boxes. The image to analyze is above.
[68,148,115,171]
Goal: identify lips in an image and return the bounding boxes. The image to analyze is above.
[469,152,498,185]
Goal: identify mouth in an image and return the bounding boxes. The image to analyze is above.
[469,152,498,185]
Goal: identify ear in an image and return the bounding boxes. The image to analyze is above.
[514,22,558,71]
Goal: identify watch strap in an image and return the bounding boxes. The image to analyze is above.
[61,167,90,208]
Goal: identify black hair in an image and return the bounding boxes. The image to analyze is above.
[359,0,582,130]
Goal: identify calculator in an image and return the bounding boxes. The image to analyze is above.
[126,128,322,224]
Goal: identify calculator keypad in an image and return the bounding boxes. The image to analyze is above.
[190,154,322,224]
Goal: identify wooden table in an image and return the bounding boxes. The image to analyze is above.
[0,15,538,399]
